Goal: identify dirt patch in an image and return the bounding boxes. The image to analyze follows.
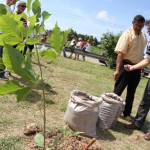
[128,132,144,141]
[25,130,103,150]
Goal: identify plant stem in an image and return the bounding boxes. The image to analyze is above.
[35,45,46,150]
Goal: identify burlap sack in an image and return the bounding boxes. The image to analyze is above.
[97,93,125,130]
[64,90,103,138]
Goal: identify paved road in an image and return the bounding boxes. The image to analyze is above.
[64,52,104,65]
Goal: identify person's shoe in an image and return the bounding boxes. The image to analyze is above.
[124,123,141,130]
[144,132,150,140]
[124,116,134,122]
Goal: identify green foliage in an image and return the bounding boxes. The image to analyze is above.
[0,1,70,149]
[42,11,51,21]
[16,87,32,102]
[0,80,25,95]
[3,44,38,83]
[0,4,7,15]
[61,125,69,137]
[67,29,99,46]
[27,0,33,13]
[32,0,41,21]
[99,31,122,68]
[26,38,39,45]
[49,24,71,53]
[49,23,63,53]
[35,133,44,147]
[0,14,21,45]
[34,125,82,150]
[40,49,57,60]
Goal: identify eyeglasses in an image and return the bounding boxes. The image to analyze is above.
[20,5,26,8]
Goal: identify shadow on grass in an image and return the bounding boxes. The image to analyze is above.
[96,128,116,141]
[26,90,55,104]
[36,82,58,95]
[111,120,134,135]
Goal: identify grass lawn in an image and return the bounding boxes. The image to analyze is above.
[0,56,150,150]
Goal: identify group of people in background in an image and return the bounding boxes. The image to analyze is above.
[63,37,91,61]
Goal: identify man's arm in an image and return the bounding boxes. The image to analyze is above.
[124,58,150,71]
[113,52,124,81]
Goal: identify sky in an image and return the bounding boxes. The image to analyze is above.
[1,0,150,40]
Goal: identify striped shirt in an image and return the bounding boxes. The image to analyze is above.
[144,41,150,58]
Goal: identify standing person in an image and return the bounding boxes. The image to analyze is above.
[69,37,76,59]
[41,34,47,43]
[81,38,85,49]
[14,1,27,21]
[0,0,17,80]
[113,15,147,121]
[82,39,91,61]
[5,0,16,14]
[124,20,150,140]
[75,38,82,60]
[14,2,34,57]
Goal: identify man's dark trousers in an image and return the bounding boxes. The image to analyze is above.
[114,60,141,117]
[134,79,150,131]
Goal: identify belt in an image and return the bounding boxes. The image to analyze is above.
[123,59,135,65]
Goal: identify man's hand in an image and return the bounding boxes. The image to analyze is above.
[124,64,134,71]
[113,70,119,81]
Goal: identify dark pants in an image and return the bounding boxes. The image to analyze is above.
[134,79,150,132]
[22,45,34,56]
[63,47,67,57]
[82,48,88,61]
[0,46,5,78]
[114,60,141,116]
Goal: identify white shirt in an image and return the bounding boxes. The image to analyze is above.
[85,43,91,52]
[7,5,13,13]
[3,2,15,14]
[76,41,82,49]
[70,39,76,46]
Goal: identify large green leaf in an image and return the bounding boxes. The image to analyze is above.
[0,15,20,37]
[0,80,25,95]
[3,44,35,82]
[27,0,33,13]
[26,38,39,45]
[39,23,45,34]
[50,23,63,53]
[16,43,25,51]
[0,58,4,70]
[42,11,51,21]
[24,55,39,83]
[40,49,57,60]
[24,55,32,70]
[63,29,71,44]
[28,15,37,28]
[32,0,41,21]
[35,133,44,147]
[16,87,32,102]
[0,4,7,15]
[3,35,20,45]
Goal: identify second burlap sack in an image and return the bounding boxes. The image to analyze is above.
[97,93,125,130]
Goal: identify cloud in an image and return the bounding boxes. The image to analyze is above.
[97,10,115,23]
[44,22,54,30]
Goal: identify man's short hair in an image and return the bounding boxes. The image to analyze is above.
[133,15,145,23]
